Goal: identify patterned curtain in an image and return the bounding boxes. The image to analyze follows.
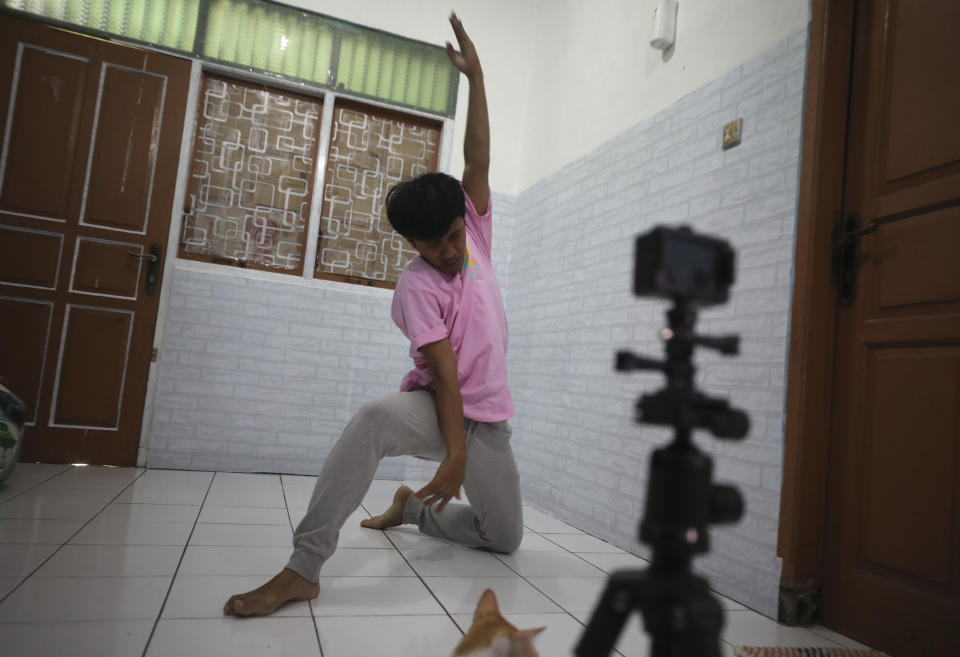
[180,75,321,271]
[316,102,441,285]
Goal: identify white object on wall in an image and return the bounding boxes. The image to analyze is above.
[651,0,679,50]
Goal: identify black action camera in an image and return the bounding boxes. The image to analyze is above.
[576,225,749,657]
[633,226,735,306]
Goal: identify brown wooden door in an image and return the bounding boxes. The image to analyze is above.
[0,15,190,465]
[822,1,960,655]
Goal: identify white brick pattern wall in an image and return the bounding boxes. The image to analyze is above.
[506,28,807,617]
[149,194,515,481]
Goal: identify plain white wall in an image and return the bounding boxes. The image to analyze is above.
[520,0,810,190]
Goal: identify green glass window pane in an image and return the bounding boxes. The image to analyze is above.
[264,12,281,71]
[280,15,298,78]
[364,41,381,97]
[313,29,332,86]
[336,36,353,89]
[351,37,368,93]
[251,8,270,69]
[44,0,67,19]
[297,19,316,82]
[105,0,123,33]
[219,4,240,61]
[378,46,395,100]
[405,54,422,107]
[235,9,254,65]
[182,1,200,51]
[143,0,164,42]
[165,0,186,48]
[205,0,227,58]
[87,0,106,30]
[419,59,437,113]
[65,0,85,23]
[129,0,146,33]
[390,50,406,102]
[178,0,198,51]
[431,58,451,113]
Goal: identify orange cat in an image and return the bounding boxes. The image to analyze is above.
[453,589,546,657]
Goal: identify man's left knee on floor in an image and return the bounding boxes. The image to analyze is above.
[484,519,523,553]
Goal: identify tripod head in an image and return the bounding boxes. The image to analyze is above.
[576,226,749,657]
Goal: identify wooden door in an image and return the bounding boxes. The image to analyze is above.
[822,1,960,655]
[0,15,190,465]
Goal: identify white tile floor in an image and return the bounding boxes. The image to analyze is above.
[0,464,874,657]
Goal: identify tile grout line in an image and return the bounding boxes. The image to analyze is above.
[359,496,468,638]
[0,463,73,504]
[0,466,151,607]
[139,470,217,657]
[494,527,634,657]
[530,529,783,654]
[280,475,325,657]
[535,523,757,647]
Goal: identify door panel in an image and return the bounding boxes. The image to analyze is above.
[0,225,63,288]
[860,348,958,586]
[870,209,960,311]
[83,65,166,232]
[0,15,190,464]
[0,297,53,425]
[859,0,960,220]
[823,1,960,655]
[51,306,133,429]
[0,45,87,220]
[72,238,144,298]
[881,2,960,183]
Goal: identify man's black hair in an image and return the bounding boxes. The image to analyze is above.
[385,172,465,243]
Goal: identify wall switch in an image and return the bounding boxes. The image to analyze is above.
[723,118,743,150]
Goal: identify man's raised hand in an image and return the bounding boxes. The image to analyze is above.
[446,12,482,79]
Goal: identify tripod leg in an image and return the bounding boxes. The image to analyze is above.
[575,570,646,657]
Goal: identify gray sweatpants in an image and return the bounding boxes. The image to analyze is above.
[285,389,523,582]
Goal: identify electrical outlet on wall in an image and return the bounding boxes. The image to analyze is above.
[723,118,742,150]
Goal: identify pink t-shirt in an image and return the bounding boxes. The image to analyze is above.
[391,191,514,422]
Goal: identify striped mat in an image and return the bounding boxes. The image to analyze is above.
[734,649,891,657]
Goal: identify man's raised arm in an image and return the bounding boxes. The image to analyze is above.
[446,13,490,215]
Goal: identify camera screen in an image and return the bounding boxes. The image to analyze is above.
[663,237,717,296]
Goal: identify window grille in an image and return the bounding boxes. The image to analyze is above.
[2,0,458,116]
[315,101,442,286]
[179,75,321,272]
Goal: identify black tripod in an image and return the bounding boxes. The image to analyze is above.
[575,298,749,657]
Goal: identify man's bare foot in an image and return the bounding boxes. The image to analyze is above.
[361,485,413,529]
[223,568,319,617]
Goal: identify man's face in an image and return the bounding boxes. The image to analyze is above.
[410,217,466,276]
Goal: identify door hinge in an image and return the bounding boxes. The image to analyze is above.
[151,348,158,362]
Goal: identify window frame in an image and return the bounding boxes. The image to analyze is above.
[177,72,325,276]
[313,97,444,290]
[176,61,454,289]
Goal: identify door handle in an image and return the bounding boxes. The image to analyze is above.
[127,250,158,263]
[128,243,162,294]
[832,214,876,305]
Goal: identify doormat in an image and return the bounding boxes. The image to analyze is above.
[734,649,891,657]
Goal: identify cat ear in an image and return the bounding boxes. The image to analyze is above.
[514,627,546,641]
[474,588,501,621]
[508,628,547,657]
